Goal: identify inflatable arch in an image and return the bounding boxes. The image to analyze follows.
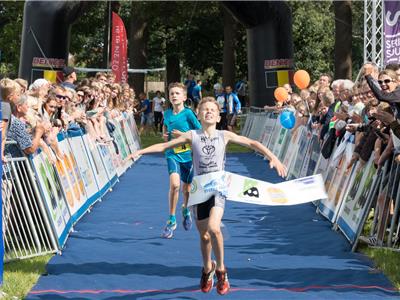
[19,1,293,107]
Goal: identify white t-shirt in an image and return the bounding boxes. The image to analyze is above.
[153,96,165,112]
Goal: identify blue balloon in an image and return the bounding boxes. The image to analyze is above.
[279,110,296,129]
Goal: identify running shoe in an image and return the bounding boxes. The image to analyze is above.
[161,220,177,239]
[200,260,216,293]
[216,268,230,295]
[182,206,192,231]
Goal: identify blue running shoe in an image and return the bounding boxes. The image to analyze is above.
[182,206,192,231]
[162,220,177,239]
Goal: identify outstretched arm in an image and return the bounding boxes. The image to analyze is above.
[224,131,287,177]
[127,131,192,160]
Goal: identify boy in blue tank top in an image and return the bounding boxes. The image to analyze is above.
[128,97,286,295]
[160,82,201,238]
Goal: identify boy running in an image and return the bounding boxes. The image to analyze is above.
[159,82,201,238]
[128,97,286,295]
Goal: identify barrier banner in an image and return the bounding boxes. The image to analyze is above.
[259,113,277,147]
[31,152,72,247]
[282,126,305,176]
[188,171,327,207]
[119,117,138,153]
[288,127,309,179]
[298,133,315,179]
[126,114,141,150]
[306,135,321,176]
[337,157,377,243]
[267,117,282,151]
[271,127,289,158]
[68,135,99,203]
[108,119,131,176]
[56,136,88,220]
[319,140,354,222]
[81,135,110,196]
[384,0,400,65]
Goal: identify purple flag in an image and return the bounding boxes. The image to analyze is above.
[384,1,400,65]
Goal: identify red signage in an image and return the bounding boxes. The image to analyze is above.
[111,12,128,83]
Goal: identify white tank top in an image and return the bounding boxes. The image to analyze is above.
[191,129,226,175]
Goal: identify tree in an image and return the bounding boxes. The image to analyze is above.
[129,1,150,94]
[334,1,352,79]
[222,6,236,87]
[290,1,335,82]
[0,1,24,77]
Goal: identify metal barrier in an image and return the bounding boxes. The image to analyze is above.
[3,153,58,262]
[2,113,141,262]
[241,110,400,252]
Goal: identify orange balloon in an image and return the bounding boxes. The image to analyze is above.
[274,87,288,102]
[293,70,310,89]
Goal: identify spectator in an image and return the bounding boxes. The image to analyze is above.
[184,74,196,101]
[192,80,202,110]
[225,85,241,132]
[136,92,152,135]
[61,66,77,90]
[152,90,165,134]
[6,95,46,157]
[1,78,21,161]
[235,77,248,108]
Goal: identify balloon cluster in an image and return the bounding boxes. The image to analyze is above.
[274,69,311,129]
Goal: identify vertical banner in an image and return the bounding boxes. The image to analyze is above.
[384,0,400,64]
[111,12,128,83]
[0,105,3,285]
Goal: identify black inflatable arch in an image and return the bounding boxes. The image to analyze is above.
[19,1,293,107]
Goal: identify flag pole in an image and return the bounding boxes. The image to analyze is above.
[107,1,112,69]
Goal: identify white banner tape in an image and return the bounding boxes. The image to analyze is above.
[188,172,327,207]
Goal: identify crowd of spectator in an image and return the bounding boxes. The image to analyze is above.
[264,63,400,173]
[0,68,138,164]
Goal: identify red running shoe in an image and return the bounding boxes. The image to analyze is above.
[216,268,230,295]
[200,260,216,293]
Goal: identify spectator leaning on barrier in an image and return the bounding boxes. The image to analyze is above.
[1,78,21,162]
[6,95,46,157]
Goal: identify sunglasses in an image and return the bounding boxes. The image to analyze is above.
[378,79,393,85]
[56,94,70,100]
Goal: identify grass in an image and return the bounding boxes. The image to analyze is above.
[1,254,53,300]
[4,133,399,297]
[359,245,400,289]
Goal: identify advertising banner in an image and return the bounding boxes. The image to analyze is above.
[68,135,99,202]
[319,140,354,222]
[31,152,71,246]
[384,0,400,64]
[337,157,376,243]
[81,135,110,196]
[56,137,87,220]
[111,12,128,83]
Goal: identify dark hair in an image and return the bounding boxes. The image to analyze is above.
[385,64,400,72]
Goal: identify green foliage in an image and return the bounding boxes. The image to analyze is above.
[290,1,335,82]
[360,245,400,289]
[1,254,53,300]
[0,1,24,77]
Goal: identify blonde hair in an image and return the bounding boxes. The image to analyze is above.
[0,78,19,100]
[168,82,187,95]
[198,96,219,111]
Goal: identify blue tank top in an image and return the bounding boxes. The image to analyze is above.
[164,107,201,162]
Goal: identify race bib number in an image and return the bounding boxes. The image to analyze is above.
[173,143,191,154]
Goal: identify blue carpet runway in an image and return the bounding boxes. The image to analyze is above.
[27,154,398,299]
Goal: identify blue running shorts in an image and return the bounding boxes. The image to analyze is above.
[166,157,194,184]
